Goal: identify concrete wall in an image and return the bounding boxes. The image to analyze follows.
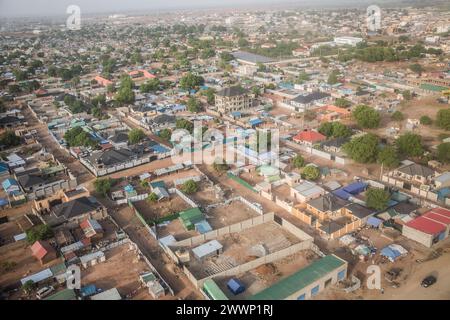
[173,213,275,248]
[402,225,433,248]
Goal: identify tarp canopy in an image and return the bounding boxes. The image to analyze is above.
[343,182,368,195]
[333,188,352,200]
[367,216,383,227]
[227,278,245,295]
[381,244,408,262]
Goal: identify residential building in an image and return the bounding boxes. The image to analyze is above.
[215,86,252,114]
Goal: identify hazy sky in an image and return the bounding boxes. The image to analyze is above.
[0,0,374,17]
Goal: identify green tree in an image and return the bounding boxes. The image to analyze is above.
[352,105,381,129]
[302,165,320,181]
[402,90,412,101]
[319,122,351,138]
[377,146,400,169]
[366,188,391,211]
[180,72,204,91]
[187,96,201,113]
[181,179,198,194]
[327,70,340,85]
[128,128,146,144]
[343,133,380,163]
[147,193,159,203]
[203,87,216,105]
[26,225,53,244]
[115,75,135,105]
[391,111,404,121]
[436,109,450,130]
[140,78,160,93]
[94,178,112,197]
[318,122,334,137]
[63,127,97,148]
[292,155,305,169]
[335,98,351,108]
[409,63,423,75]
[437,142,450,163]
[176,118,194,133]
[420,115,432,125]
[158,128,172,141]
[0,131,21,148]
[22,280,35,294]
[395,133,424,157]
[296,71,310,84]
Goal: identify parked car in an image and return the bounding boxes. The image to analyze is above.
[36,286,55,299]
[421,275,437,288]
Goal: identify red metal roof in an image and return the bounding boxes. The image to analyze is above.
[425,212,450,225]
[429,207,450,218]
[405,216,446,235]
[31,241,52,260]
[293,130,326,143]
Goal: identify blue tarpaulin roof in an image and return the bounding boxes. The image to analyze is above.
[151,144,169,154]
[367,216,383,227]
[343,182,367,194]
[227,278,245,295]
[249,118,263,126]
[333,188,353,200]
[80,284,97,297]
[195,220,213,234]
[0,198,8,206]
[124,185,134,193]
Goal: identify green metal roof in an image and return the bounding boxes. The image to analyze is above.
[203,279,229,300]
[249,255,346,300]
[179,207,204,230]
[420,83,449,92]
[44,288,76,300]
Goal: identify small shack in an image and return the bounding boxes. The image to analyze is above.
[31,240,57,265]
[192,240,223,261]
[179,207,205,231]
[227,278,246,295]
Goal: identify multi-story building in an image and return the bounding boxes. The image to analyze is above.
[215,86,252,114]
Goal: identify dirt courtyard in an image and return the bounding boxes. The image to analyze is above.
[81,244,158,300]
[206,200,260,228]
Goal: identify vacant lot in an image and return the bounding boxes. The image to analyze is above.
[81,244,156,300]
[0,240,62,290]
[207,200,260,229]
[133,195,191,222]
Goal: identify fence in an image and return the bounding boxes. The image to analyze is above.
[227,172,257,193]
[172,213,275,248]
[168,188,198,208]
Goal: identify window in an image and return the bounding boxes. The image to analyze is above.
[338,270,346,281]
[311,285,320,296]
[297,293,306,300]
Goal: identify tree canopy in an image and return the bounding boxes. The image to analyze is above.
[318,122,352,138]
[436,109,450,130]
[94,178,112,197]
[181,179,198,194]
[26,224,53,244]
[352,105,381,129]
[395,133,424,157]
[343,133,379,163]
[302,165,321,181]
[377,146,400,169]
[180,72,204,91]
[437,142,450,164]
[128,128,146,144]
[366,188,391,211]
[292,155,305,169]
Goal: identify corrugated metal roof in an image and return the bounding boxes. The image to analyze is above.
[91,287,121,300]
[192,240,223,259]
[203,279,229,300]
[249,255,346,300]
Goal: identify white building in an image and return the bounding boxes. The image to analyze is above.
[334,37,363,47]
